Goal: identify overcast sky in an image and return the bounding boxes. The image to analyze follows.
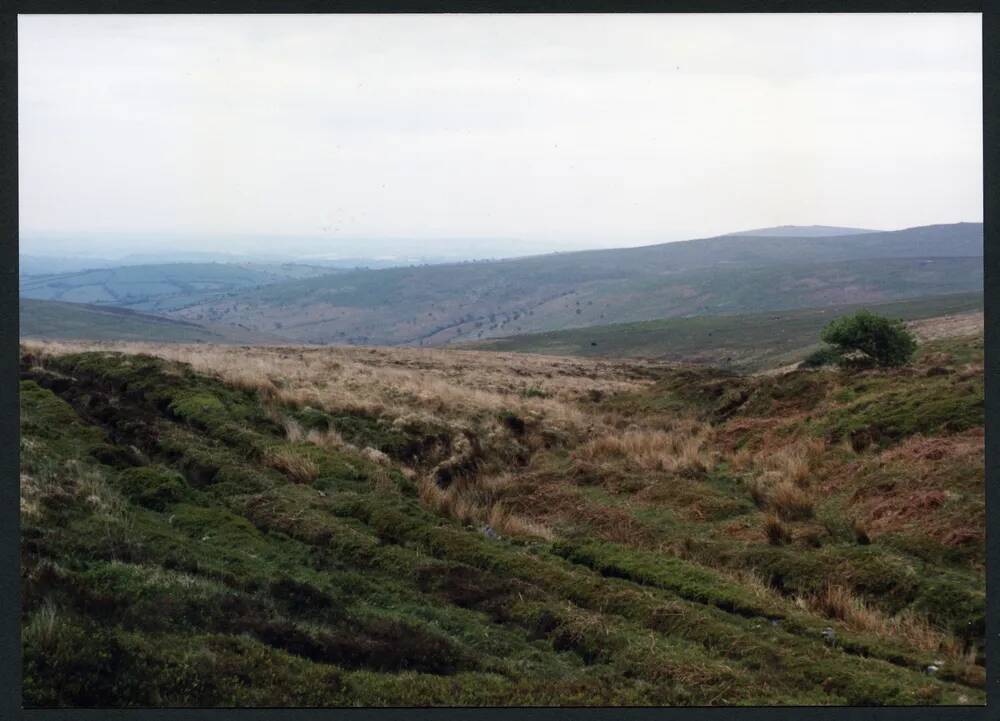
[19,13,982,259]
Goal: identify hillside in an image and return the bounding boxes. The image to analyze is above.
[20,333,984,706]
[165,223,983,346]
[19,262,340,314]
[19,299,287,345]
[467,293,983,372]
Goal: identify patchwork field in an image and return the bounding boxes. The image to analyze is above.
[19,331,985,706]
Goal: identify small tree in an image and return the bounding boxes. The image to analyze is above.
[819,310,917,368]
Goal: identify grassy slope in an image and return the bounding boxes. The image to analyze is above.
[20,299,286,345]
[466,293,984,372]
[164,223,983,346]
[19,335,984,707]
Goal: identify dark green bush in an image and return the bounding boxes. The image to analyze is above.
[819,311,917,368]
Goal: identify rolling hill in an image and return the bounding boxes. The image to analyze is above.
[19,262,341,314]
[467,293,984,371]
[165,223,983,346]
[20,299,287,344]
[723,225,881,237]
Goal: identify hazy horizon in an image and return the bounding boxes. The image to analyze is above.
[19,14,982,260]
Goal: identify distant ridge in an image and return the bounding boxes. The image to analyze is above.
[160,222,983,346]
[724,225,881,238]
[19,298,286,344]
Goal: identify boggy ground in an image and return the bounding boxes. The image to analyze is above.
[19,334,985,706]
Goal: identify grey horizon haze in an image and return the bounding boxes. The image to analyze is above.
[19,13,982,261]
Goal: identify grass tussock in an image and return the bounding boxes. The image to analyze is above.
[764,515,791,545]
[799,584,963,660]
[576,424,714,474]
[733,437,827,488]
[419,475,554,541]
[747,478,815,521]
[262,446,320,483]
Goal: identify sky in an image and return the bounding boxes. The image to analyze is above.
[19,13,983,260]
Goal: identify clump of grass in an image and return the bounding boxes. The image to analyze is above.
[304,427,347,450]
[361,447,392,466]
[20,472,42,519]
[418,475,554,541]
[764,515,790,545]
[262,446,319,483]
[769,482,815,521]
[576,425,714,474]
[283,417,305,443]
[745,477,814,521]
[487,503,556,541]
[23,599,62,651]
[799,584,962,658]
[735,437,826,488]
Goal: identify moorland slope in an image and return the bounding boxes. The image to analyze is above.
[467,293,983,372]
[20,329,985,706]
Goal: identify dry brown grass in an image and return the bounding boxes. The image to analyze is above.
[20,472,42,520]
[576,424,715,474]
[21,340,648,428]
[767,481,815,521]
[798,584,963,659]
[733,437,826,488]
[304,427,347,450]
[835,430,985,549]
[418,474,554,541]
[763,514,790,545]
[262,447,320,483]
[282,418,305,443]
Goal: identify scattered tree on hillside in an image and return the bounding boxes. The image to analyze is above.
[815,310,917,368]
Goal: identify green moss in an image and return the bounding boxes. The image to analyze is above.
[117,466,191,511]
[739,545,920,612]
[167,392,226,423]
[553,540,783,619]
[912,574,985,642]
[19,380,106,456]
[819,375,983,446]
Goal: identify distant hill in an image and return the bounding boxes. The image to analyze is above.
[19,262,340,314]
[724,225,881,237]
[19,298,287,344]
[466,292,984,372]
[164,223,983,346]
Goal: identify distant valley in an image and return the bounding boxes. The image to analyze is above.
[166,223,983,346]
[20,223,983,361]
